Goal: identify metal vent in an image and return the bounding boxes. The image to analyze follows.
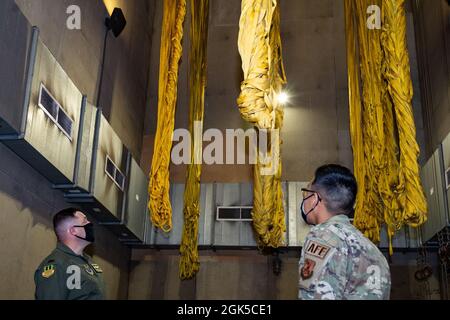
[216,206,253,221]
[105,155,125,191]
[38,83,73,140]
[57,109,73,138]
[115,169,125,189]
[241,207,252,219]
[105,157,115,176]
[39,86,58,119]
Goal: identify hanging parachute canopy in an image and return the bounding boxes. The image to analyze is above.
[237,0,287,248]
[148,0,187,233]
[348,0,389,245]
[381,0,427,228]
[344,0,427,254]
[179,0,210,280]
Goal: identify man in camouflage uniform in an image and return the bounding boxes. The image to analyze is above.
[299,164,391,300]
[34,208,105,300]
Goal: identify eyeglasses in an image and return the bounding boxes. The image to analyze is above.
[301,188,322,202]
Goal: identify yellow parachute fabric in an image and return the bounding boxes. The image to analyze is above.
[179,0,209,280]
[237,0,287,248]
[381,0,427,230]
[353,0,387,244]
[345,0,427,254]
[344,0,367,242]
[148,0,186,233]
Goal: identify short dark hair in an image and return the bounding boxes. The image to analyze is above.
[311,164,357,215]
[53,207,80,240]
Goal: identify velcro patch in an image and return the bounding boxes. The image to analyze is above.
[300,258,316,280]
[304,240,331,259]
[299,239,336,290]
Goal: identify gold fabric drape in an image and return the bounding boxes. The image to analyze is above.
[345,0,427,254]
[382,0,427,230]
[148,0,187,233]
[237,0,287,248]
[179,0,209,280]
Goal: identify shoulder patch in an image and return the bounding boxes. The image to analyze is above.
[304,240,331,259]
[42,265,55,278]
[300,258,316,280]
[300,239,336,290]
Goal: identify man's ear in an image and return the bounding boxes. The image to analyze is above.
[317,196,327,212]
[68,226,76,236]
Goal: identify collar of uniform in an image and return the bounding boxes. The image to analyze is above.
[56,242,89,260]
[312,214,349,230]
[324,214,350,225]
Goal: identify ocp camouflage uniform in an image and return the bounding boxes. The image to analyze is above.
[298,214,391,300]
[34,242,105,300]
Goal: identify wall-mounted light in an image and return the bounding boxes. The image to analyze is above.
[103,0,115,15]
[277,91,289,105]
[105,8,127,38]
[96,7,127,107]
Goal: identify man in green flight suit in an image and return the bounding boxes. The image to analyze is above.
[34,208,105,300]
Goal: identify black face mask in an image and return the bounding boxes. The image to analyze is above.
[301,196,320,226]
[73,223,95,243]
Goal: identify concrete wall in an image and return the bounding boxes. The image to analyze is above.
[127,249,442,299]
[388,251,442,299]
[0,0,154,299]
[141,0,426,182]
[128,249,300,300]
[413,0,450,158]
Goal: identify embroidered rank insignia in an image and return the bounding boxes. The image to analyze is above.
[83,264,94,276]
[42,265,55,278]
[91,263,103,273]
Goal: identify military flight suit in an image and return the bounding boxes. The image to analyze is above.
[299,214,391,300]
[34,242,105,300]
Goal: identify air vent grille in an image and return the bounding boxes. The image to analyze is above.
[105,155,125,191]
[216,206,253,221]
[38,83,73,140]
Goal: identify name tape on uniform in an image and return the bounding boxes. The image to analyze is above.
[305,240,331,259]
